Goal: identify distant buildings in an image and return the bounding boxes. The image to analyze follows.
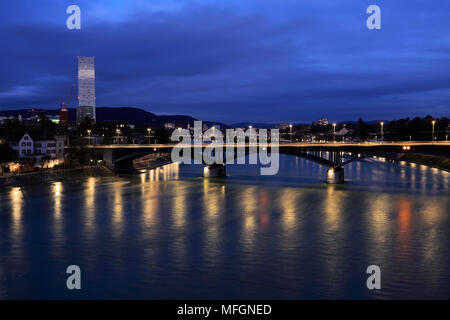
[60,107,69,125]
[164,122,176,130]
[10,132,65,165]
[276,123,291,130]
[77,56,96,124]
[316,118,329,126]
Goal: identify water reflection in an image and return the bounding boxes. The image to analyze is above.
[9,188,23,244]
[84,178,96,238]
[280,189,297,232]
[1,155,449,299]
[52,182,63,254]
[112,182,124,237]
[324,186,344,232]
[241,187,258,250]
[322,185,345,295]
[396,197,412,257]
[202,179,226,265]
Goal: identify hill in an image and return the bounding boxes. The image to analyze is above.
[0,107,227,128]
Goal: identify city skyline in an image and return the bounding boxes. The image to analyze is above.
[0,1,449,123]
[1,1,449,303]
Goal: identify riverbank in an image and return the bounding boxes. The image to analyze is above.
[388,153,450,172]
[0,165,112,188]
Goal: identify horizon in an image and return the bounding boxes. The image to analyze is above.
[1,1,450,122]
[0,105,446,126]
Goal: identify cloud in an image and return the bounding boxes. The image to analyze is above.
[0,0,449,122]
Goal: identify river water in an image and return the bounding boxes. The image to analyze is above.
[0,154,448,299]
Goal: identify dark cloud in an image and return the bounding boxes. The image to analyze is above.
[0,0,449,122]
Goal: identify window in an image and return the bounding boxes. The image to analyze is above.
[22,150,26,154]
[27,142,31,146]
[24,136,28,140]
[22,142,26,146]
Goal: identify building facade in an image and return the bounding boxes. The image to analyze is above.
[13,132,34,157]
[77,56,96,124]
[11,133,65,164]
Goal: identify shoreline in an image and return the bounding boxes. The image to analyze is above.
[2,153,449,188]
[0,165,112,188]
[383,153,450,172]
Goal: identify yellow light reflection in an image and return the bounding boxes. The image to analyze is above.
[324,185,343,232]
[10,187,23,240]
[52,182,63,233]
[84,177,96,236]
[202,179,226,262]
[369,193,391,242]
[173,182,187,228]
[241,187,258,248]
[280,188,297,231]
[112,181,124,236]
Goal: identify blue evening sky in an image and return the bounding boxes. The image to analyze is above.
[0,0,449,123]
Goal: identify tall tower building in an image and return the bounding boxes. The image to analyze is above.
[76,56,96,124]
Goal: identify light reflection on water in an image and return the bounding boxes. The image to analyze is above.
[0,155,448,299]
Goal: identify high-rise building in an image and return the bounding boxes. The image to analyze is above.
[76,56,96,124]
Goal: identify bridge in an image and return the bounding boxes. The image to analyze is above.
[79,141,450,183]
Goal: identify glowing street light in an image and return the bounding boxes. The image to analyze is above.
[289,124,293,142]
[115,129,121,144]
[432,120,436,142]
[333,123,336,142]
[380,122,384,141]
[87,129,92,145]
[147,128,151,144]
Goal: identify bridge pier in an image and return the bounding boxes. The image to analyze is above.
[203,164,226,178]
[326,166,344,184]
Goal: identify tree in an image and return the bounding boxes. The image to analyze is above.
[356,118,369,141]
[0,144,17,162]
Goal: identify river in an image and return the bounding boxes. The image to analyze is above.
[0,154,448,299]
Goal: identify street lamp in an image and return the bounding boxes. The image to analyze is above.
[116,129,121,144]
[87,129,91,145]
[432,120,436,142]
[289,124,293,142]
[332,123,336,142]
[147,128,151,144]
[380,122,384,141]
